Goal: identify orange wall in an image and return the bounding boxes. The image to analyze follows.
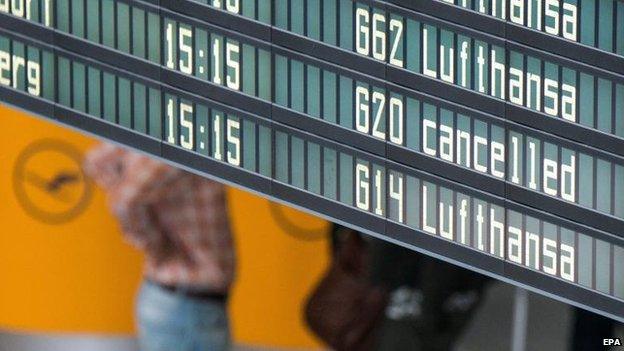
[228,190,329,348]
[0,105,328,348]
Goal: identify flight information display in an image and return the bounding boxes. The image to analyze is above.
[1,0,624,321]
[4,0,624,139]
[3,0,624,224]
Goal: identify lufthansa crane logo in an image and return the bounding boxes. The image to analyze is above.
[269,201,328,241]
[13,139,92,224]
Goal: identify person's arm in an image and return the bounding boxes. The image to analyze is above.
[107,153,181,250]
[110,152,181,209]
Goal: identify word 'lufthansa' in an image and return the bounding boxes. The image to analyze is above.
[421,32,577,121]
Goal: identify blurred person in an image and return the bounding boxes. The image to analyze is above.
[84,143,235,351]
[305,224,491,351]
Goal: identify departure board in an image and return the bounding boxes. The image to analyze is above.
[2,0,624,321]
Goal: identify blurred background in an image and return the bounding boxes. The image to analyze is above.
[0,104,619,351]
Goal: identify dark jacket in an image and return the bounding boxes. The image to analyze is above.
[331,224,491,351]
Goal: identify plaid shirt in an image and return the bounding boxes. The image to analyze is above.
[84,143,234,293]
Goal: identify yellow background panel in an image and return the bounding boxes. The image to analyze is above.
[0,104,328,348]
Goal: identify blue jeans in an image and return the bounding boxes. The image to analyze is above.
[136,281,230,351]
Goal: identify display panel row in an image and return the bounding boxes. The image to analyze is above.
[2,30,624,315]
[3,17,624,228]
[139,0,624,60]
[139,0,624,76]
[274,0,624,58]
[4,0,624,143]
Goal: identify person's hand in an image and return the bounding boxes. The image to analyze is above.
[82,143,126,190]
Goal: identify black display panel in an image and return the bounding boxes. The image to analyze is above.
[3,0,624,141]
[2,5,624,232]
[2,0,624,321]
[2,28,624,321]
